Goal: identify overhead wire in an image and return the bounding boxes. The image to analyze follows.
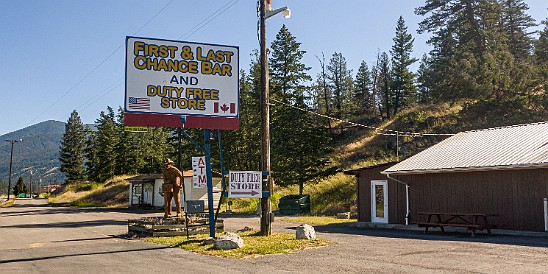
[43,0,242,124]
[270,98,455,137]
[179,0,241,40]
[29,0,177,125]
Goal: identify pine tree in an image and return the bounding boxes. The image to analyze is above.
[315,53,333,135]
[223,68,261,171]
[114,108,132,174]
[352,61,373,116]
[94,107,118,182]
[390,16,418,116]
[374,52,393,120]
[535,19,548,91]
[269,25,332,194]
[502,0,535,60]
[327,52,353,120]
[84,128,99,181]
[13,176,27,197]
[59,110,87,183]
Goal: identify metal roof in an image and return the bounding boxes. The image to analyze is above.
[383,122,548,174]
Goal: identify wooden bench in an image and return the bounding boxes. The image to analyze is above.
[414,212,498,237]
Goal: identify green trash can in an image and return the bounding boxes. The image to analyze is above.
[278,195,310,215]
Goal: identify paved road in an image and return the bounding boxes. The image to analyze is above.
[1,199,547,273]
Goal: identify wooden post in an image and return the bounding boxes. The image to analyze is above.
[259,0,272,236]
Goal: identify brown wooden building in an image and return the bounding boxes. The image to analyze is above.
[346,122,548,231]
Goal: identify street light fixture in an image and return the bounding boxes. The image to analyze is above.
[4,139,22,201]
[266,6,291,19]
[259,0,290,236]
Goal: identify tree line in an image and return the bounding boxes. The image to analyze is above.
[60,0,547,192]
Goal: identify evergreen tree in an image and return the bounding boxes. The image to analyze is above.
[327,52,353,119]
[13,176,27,197]
[315,53,333,135]
[416,54,436,103]
[114,108,137,175]
[390,16,418,115]
[352,61,373,116]
[269,26,332,194]
[223,68,261,171]
[535,19,548,91]
[502,0,535,60]
[84,128,99,181]
[59,110,87,183]
[374,52,393,119]
[142,127,172,174]
[94,107,118,182]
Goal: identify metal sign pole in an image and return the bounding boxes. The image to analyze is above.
[214,130,226,225]
[204,129,215,238]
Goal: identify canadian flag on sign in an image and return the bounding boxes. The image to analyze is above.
[213,102,236,114]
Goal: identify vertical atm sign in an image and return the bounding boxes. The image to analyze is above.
[228,171,262,198]
[192,156,206,188]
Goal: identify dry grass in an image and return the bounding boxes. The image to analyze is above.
[278,215,356,225]
[49,176,132,207]
[144,230,329,258]
[0,198,15,207]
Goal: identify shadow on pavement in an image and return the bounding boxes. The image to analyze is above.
[0,206,161,218]
[0,246,171,265]
[313,223,548,248]
[0,219,128,229]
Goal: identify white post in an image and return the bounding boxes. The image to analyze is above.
[405,184,410,225]
[544,198,548,232]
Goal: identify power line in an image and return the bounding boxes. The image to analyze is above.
[270,98,455,137]
[28,0,177,125]
[178,0,241,40]
[42,0,242,125]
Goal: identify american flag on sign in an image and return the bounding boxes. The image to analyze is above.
[128,97,150,110]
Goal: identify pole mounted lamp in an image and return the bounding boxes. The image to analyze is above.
[259,0,290,236]
[266,6,291,19]
[4,139,22,201]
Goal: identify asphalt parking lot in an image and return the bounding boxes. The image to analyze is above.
[1,199,547,273]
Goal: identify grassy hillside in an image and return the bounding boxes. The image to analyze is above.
[49,176,131,207]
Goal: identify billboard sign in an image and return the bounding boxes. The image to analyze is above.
[125,36,239,130]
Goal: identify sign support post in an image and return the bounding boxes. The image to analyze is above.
[204,129,215,238]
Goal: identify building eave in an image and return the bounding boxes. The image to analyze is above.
[382,163,548,175]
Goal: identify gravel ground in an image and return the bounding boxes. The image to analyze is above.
[222,214,548,273]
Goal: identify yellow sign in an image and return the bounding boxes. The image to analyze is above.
[124,126,149,133]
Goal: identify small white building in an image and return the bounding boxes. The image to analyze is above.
[128,171,222,211]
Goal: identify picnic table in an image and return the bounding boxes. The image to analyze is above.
[414,212,498,237]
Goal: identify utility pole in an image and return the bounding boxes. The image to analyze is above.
[259,0,272,236]
[29,167,33,198]
[4,139,22,200]
[259,0,291,236]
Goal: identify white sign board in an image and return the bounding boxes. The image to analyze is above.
[228,171,262,198]
[125,36,239,118]
[192,156,207,188]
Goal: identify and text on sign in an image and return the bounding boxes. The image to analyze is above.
[125,37,239,118]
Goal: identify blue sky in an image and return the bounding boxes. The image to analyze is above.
[0,0,546,135]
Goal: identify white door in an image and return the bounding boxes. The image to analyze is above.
[371,180,388,223]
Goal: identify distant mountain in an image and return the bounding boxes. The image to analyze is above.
[0,120,66,190]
